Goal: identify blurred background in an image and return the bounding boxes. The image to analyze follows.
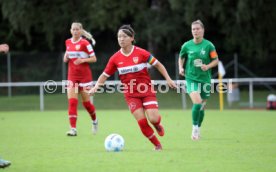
[0,0,275,111]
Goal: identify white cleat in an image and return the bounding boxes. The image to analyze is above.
[191,127,200,141]
[198,127,201,139]
[66,128,77,136]
[92,120,98,135]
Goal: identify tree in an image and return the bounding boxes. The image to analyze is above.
[0,0,145,51]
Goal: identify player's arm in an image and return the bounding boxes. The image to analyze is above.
[74,55,96,65]
[154,61,177,89]
[84,43,97,63]
[178,44,186,76]
[201,58,218,71]
[90,56,116,94]
[63,52,69,63]
[178,57,185,76]
[89,73,108,95]
[81,55,97,63]
[201,50,219,71]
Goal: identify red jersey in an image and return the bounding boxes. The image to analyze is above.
[103,46,158,97]
[65,37,95,80]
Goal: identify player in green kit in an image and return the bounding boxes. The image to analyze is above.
[178,20,218,140]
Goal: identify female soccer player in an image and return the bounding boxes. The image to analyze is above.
[178,20,218,140]
[64,22,98,136]
[0,43,11,168]
[90,25,177,150]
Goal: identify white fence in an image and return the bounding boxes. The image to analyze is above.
[0,78,276,111]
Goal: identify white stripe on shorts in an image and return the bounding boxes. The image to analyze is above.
[79,81,93,87]
[143,101,158,106]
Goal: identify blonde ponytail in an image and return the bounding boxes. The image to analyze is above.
[71,22,96,46]
[82,29,96,46]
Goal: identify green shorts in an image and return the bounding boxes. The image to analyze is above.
[186,78,211,100]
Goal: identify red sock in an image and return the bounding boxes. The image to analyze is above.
[82,101,97,121]
[68,98,78,128]
[138,118,161,146]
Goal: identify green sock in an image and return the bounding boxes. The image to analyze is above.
[192,104,201,126]
[198,110,205,127]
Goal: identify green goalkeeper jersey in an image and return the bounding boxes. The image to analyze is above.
[179,39,218,83]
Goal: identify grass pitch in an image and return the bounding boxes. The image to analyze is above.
[0,110,275,172]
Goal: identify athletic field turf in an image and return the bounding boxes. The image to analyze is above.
[0,110,275,172]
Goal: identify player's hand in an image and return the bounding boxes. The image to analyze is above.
[89,87,97,96]
[167,79,177,89]
[73,58,83,65]
[201,64,209,71]
[179,68,185,76]
[0,44,9,53]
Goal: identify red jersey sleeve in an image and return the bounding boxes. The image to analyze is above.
[103,55,117,77]
[83,39,95,57]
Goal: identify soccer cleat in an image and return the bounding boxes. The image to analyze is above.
[154,124,165,137]
[153,144,163,151]
[66,128,77,136]
[92,120,98,135]
[191,135,200,140]
[191,127,200,141]
[198,127,201,139]
[0,159,11,168]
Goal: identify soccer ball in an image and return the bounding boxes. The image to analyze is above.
[104,133,124,152]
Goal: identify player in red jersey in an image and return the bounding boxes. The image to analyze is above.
[64,22,98,136]
[90,25,177,150]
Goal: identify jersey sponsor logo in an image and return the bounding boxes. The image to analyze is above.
[188,51,194,54]
[194,59,203,67]
[75,45,80,50]
[67,51,89,59]
[118,63,147,75]
[133,56,139,64]
[133,66,139,72]
[120,68,133,74]
[118,62,124,65]
[68,52,81,58]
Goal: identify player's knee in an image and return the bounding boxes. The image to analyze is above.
[149,115,161,125]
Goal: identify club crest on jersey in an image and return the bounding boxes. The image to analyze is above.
[200,48,206,55]
[75,45,81,50]
[133,56,139,64]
